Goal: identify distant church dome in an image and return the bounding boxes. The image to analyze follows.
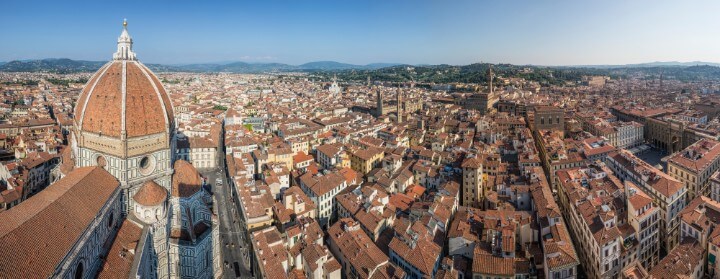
[74,20,174,139]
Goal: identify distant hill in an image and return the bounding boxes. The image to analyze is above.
[216,62,297,72]
[0,58,106,73]
[564,61,720,69]
[632,61,720,67]
[3,59,720,83]
[0,58,400,73]
[162,63,221,72]
[296,61,357,70]
[365,63,402,69]
[319,62,720,85]
[298,61,402,70]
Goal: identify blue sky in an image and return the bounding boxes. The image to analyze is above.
[2,0,719,65]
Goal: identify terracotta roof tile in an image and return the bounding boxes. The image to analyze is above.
[133,180,167,206]
[78,62,123,137]
[472,249,515,276]
[0,167,119,278]
[124,62,166,137]
[171,160,203,198]
[97,220,143,278]
[76,61,172,138]
[648,238,704,278]
[328,218,389,278]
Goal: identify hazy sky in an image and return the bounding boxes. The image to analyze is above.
[2,0,719,65]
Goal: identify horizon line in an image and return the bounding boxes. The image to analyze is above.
[2,57,720,68]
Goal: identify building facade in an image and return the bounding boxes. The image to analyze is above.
[555,164,649,278]
[461,156,484,207]
[530,105,565,132]
[667,139,720,202]
[606,150,686,253]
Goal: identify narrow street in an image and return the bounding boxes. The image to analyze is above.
[200,128,253,279]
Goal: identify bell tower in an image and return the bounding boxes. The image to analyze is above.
[488,66,494,94]
[396,89,403,123]
[376,88,384,117]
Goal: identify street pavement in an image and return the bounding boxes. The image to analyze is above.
[200,130,253,279]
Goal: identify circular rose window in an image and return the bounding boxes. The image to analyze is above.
[138,155,156,176]
[96,155,107,168]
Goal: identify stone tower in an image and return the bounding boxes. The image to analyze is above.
[376,88,384,117]
[396,89,403,123]
[488,66,495,94]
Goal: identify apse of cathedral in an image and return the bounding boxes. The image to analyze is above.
[0,20,221,278]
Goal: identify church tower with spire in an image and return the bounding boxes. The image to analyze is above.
[462,65,498,115]
[329,74,341,94]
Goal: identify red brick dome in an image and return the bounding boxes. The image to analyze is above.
[133,180,167,206]
[74,61,174,138]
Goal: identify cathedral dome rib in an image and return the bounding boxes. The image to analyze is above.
[74,20,173,139]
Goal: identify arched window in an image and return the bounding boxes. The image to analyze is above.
[108,212,114,228]
[206,250,211,268]
[74,261,84,279]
